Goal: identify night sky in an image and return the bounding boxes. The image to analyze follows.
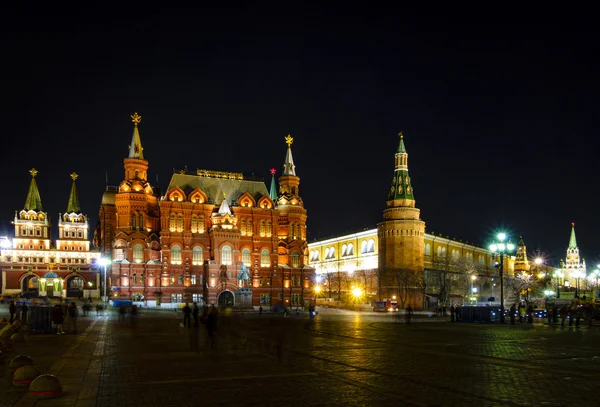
[2,5,598,267]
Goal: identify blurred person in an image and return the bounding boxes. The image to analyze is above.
[52,304,65,335]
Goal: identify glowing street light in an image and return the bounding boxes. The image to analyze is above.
[553,270,564,298]
[572,269,585,298]
[490,233,515,324]
[98,257,111,308]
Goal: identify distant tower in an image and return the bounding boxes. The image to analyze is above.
[513,236,530,274]
[13,168,52,250]
[276,134,308,268]
[377,132,425,306]
[57,173,90,252]
[562,222,586,284]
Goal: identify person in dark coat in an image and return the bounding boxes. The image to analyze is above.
[192,302,199,327]
[9,301,16,324]
[52,304,65,334]
[206,304,218,348]
[182,303,191,328]
[450,304,455,322]
[21,303,28,323]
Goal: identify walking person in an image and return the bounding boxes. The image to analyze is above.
[259,305,263,316]
[21,303,28,323]
[67,302,78,334]
[405,305,412,324]
[52,304,65,335]
[192,302,199,327]
[510,304,517,324]
[9,300,16,324]
[450,304,455,322]
[130,304,138,328]
[182,303,191,328]
[206,304,218,349]
[560,304,568,327]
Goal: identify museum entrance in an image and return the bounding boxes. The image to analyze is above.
[217,290,234,307]
[22,275,39,298]
[67,276,84,298]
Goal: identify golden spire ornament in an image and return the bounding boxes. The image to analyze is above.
[398,131,404,139]
[29,168,38,177]
[285,134,293,146]
[131,112,142,125]
[70,172,79,181]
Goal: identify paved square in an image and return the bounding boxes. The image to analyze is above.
[2,309,599,407]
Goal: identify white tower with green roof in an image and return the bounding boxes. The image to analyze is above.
[377,132,425,307]
[561,222,586,288]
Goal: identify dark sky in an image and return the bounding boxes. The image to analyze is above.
[1,5,598,268]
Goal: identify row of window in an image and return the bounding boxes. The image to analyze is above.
[61,230,84,238]
[9,257,87,264]
[129,244,302,268]
[427,245,489,265]
[168,294,205,304]
[259,293,303,306]
[309,239,376,262]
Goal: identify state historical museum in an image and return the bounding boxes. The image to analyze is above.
[98,113,314,308]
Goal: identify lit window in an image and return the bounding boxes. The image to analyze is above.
[171,245,182,264]
[291,252,300,268]
[367,239,375,253]
[222,245,232,265]
[133,244,144,263]
[192,246,203,265]
[242,248,251,266]
[261,249,270,267]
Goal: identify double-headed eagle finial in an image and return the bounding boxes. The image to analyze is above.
[70,172,79,181]
[131,112,142,125]
[285,134,293,146]
[29,168,38,177]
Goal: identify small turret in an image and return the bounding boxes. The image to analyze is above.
[269,168,277,201]
[128,112,144,159]
[66,172,81,214]
[24,168,43,212]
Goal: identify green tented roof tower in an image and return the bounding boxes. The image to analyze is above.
[569,222,577,249]
[24,168,43,211]
[66,172,81,213]
[387,131,415,205]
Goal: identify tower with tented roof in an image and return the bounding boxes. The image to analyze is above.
[377,132,426,305]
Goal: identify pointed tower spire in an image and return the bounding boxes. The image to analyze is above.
[387,131,415,207]
[514,235,530,273]
[66,172,81,213]
[218,193,232,215]
[269,168,277,201]
[282,134,296,176]
[569,222,577,248]
[24,168,43,211]
[128,112,144,159]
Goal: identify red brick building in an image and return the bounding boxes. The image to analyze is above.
[99,113,314,308]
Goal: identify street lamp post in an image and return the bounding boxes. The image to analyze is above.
[98,257,110,309]
[553,270,563,298]
[572,269,585,299]
[490,233,515,324]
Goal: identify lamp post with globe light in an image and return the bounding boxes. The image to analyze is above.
[553,270,564,298]
[572,269,585,299]
[490,233,515,324]
[98,257,111,309]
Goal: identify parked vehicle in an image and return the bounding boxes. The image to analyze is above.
[372,298,399,312]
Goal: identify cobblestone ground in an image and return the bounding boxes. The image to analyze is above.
[2,309,600,407]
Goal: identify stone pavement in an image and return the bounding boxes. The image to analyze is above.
[1,307,599,407]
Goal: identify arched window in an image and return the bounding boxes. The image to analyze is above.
[139,214,144,230]
[169,214,176,231]
[289,224,293,238]
[198,216,204,233]
[342,244,348,257]
[295,224,300,239]
[367,239,375,253]
[177,215,183,232]
[246,220,252,236]
[291,252,300,268]
[260,249,270,267]
[133,244,144,263]
[240,220,246,235]
[347,243,354,256]
[171,245,182,264]
[437,246,443,257]
[266,221,271,237]
[222,245,232,265]
[191,215,197,233]
[131,214,136,229]
[425,243,431,256]
[192,246,203,265]
[260,220,265,237]
[242,248,251,265]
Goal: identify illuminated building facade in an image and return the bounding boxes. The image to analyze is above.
[99,114,314,308]
[308,133,516,308]
[559,223,586,291]
[0,170,101,298]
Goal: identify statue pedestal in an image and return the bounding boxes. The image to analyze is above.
[235,288,253,308]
